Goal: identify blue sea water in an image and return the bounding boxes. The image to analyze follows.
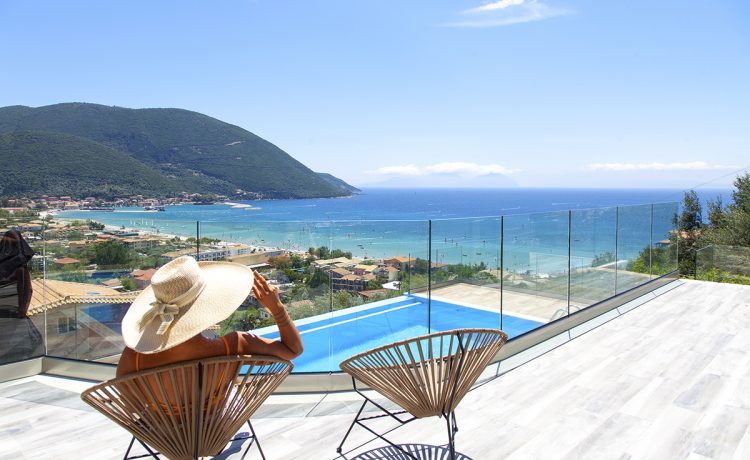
[59,188,727,271]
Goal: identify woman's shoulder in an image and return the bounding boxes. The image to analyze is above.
[220,331,259,346]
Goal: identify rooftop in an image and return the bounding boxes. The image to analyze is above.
[28,279,138,316]
[2,280,748,459]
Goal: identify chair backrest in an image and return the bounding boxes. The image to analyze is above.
[81,355,292,460]
[340,328,507,418]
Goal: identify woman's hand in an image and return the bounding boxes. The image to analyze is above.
[252,271,285,315]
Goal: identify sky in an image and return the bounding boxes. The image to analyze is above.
[1,0,749,189]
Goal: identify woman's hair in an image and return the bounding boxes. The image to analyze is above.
[0,229,35,280]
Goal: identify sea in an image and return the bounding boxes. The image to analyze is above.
[59,188,729,274]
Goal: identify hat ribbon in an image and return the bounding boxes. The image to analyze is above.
[138,277,207,336]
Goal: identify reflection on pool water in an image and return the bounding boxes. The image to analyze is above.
[258,295,542,373]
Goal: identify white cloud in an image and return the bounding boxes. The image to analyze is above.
[466,0,526,13]
[587,161,735,172]
[449,0,571,28]
[367,162,520,177]
[425,162,520,176]
[367,164,423,176]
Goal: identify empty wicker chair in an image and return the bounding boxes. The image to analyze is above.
[81,355,292,460]
[338,328,508,459]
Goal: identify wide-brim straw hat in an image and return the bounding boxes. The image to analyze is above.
[122,256,254,354]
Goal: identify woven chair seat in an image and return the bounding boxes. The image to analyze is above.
[340,328,507,419]
[81,355,292,460]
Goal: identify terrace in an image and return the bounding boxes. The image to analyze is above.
[2,280,749,459]
[5,201,747,458]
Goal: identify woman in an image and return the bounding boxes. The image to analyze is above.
[116,255,303,377]
[0,229,35,318]
[0,229,43,365]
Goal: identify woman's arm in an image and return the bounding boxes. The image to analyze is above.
[237,271,303,361]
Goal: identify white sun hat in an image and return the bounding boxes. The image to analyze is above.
[122,255,254,354]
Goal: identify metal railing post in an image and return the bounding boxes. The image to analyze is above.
[428,220,432,333]
[196,221,200,257]
[567,209,572,317]
[650,204,654,278]
[615,207,619,294]
[500,215,504,331]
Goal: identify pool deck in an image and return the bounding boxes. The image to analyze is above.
[427,283,560,323]
[429,270,654,324]
[2,279,750,459]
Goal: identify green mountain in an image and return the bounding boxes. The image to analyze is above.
[0,131,186,198]
[0,103,348,199]
[316,173,361,193]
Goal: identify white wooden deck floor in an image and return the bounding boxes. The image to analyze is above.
[1,280,749,459]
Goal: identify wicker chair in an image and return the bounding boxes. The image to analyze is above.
[338,328,508,459]
[81,355,292,460]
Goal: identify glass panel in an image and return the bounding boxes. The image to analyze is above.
[0,219,45,365]
[501,211,569,335]
[696,245,750,282]
[429,217,502,333]
[39,218,150,362]
[326,220,429,373]
[570,207,617,310]
[199,220,334,373]
[616,204,653,293]
[651,202,679,276]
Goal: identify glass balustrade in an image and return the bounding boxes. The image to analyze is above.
[615,204,654,293]
[1,202,678,373]
[502,210,570,333]
[570,207,617,309]
[429,217,503,332]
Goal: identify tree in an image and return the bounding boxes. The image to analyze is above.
[674,190,702,275]
[268,255,291,270]
[93,241,132,266]
[366,279,382,290]
[333,290,359,309]
[731,173,750,214]
[88,220,105,230]
[306,268,329,289]
[706,197,727,229]
[702,173,750,247]
[676,190,702,233]
[219,308,261,335]
[119,277,137,291]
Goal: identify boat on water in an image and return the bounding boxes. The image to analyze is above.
[144,206,166,212]
[82,207,115,212]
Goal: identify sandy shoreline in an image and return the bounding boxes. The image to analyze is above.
[54,214,308,257]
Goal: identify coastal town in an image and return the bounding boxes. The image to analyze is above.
[0,192,235,212]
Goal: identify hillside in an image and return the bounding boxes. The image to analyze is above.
[316,173,361,193]
[0,103,348,199]
[0,131,187,198]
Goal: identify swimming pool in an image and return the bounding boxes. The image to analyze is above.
[258,295,542,373]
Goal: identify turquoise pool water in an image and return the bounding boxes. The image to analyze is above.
[260,295,542,373]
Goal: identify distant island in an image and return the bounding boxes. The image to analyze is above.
[0,103,357,200]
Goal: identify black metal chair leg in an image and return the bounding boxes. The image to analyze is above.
[124,437,159,460]
[245,420,265,460]
[124,437,136,460]
[337,399,368,454]
[446,415,456,460]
